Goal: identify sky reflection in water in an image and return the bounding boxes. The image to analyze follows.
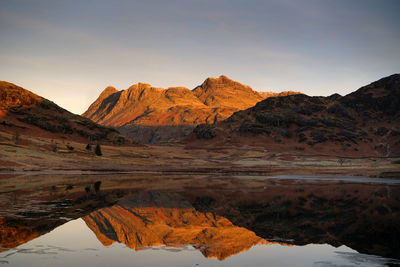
[1,217,398,267]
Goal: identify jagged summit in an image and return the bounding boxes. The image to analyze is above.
[102,86,118,94]
[199,75,242,88]
[83,86,119,119]
[195,75,253,93]
[192,75,261,109]
[126,82,155,91]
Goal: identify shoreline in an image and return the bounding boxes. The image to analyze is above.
[1,170,399,184]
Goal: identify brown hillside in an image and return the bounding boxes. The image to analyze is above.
[188,74,400,157]
[0,81,130,145]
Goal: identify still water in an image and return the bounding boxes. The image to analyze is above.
[3,218,396,267]
[0,173,399,266]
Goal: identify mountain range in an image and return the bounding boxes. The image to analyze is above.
[83,75,300,143]
[188,74,400,156]
[1,74,399,156]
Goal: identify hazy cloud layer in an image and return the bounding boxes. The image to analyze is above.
[1,0,399,113]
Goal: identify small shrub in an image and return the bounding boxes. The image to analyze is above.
[297,133,307,143]
[310,130,327,143]
[113,136,125,145]
[85,143,92,151]
[85,185,91,194]
[375,127,389,136]
[273,127,292,138]
[66,185,73,190]
[239,121,270,135]
[255,113,290,127]
[95,144,102,156]
[94,181,102,194]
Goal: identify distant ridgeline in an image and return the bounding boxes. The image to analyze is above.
[188,74,400,157]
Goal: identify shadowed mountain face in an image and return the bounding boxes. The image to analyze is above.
[189,74,400,156]
[83,191,275,260]
[0,81,129,144]
[83,76,299,143]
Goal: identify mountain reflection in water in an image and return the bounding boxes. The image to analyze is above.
[83,191,290,260]
[0,174,400,266]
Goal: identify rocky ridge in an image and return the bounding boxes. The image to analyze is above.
[83,76,300,143]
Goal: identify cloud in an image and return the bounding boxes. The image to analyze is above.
[0,10,97,45]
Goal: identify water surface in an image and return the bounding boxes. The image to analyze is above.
[0,173,399,266]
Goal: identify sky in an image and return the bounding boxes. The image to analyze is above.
[0,0,399,114]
